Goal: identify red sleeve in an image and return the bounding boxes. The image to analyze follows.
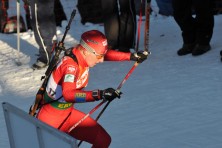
[63,88,95,103]
[104,49,131,61]
[60,58,96,103]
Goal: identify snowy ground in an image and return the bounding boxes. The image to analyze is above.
[1,1,222,148]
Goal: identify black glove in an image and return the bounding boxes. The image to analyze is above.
[98,88,122,101]
[130,51,148,63]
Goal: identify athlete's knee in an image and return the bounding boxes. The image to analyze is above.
[92,130,111,148]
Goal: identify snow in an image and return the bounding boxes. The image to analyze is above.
[1,1,222,148]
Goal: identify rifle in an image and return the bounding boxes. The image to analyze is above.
[29,9,76,116]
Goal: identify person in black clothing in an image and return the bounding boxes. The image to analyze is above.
[102,0,137,52]
[172,0,214,56]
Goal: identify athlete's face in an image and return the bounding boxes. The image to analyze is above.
[85,51,104,67]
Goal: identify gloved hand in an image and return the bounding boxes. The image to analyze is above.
[100,88,122,101]
[130,51,148,63]
[92,88,122,101]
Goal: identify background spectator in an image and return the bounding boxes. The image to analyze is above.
[172,0,214,56]
[30,0,57,69]
[102,0,137,52]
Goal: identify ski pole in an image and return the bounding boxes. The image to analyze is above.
[91,0,151,127]
[77,100,111,147]
[79,2,151,146]
[78,61,140,147]
[144,0,151,52]
[95,61,140,122]
[78,2,151,147]
[68,100,106,132]
[135,0,145,52]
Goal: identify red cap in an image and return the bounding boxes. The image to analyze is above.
[80,30,108,55]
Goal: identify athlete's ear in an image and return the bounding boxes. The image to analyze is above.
[82,49,88,56]
[83,49,91,57]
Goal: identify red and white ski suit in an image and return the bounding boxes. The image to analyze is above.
[37,48,131,148]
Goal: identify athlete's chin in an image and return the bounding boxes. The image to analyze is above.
[89,64,96,67]
[88,62,99,67]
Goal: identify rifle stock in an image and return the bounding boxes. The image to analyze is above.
[29,86,45,116]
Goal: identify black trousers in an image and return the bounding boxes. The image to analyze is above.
[172,0,214,45]
[30,0,56,64]
[102,0,137,51]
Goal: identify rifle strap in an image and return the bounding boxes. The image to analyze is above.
[40,48,78,107]
[64,47,78,64]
